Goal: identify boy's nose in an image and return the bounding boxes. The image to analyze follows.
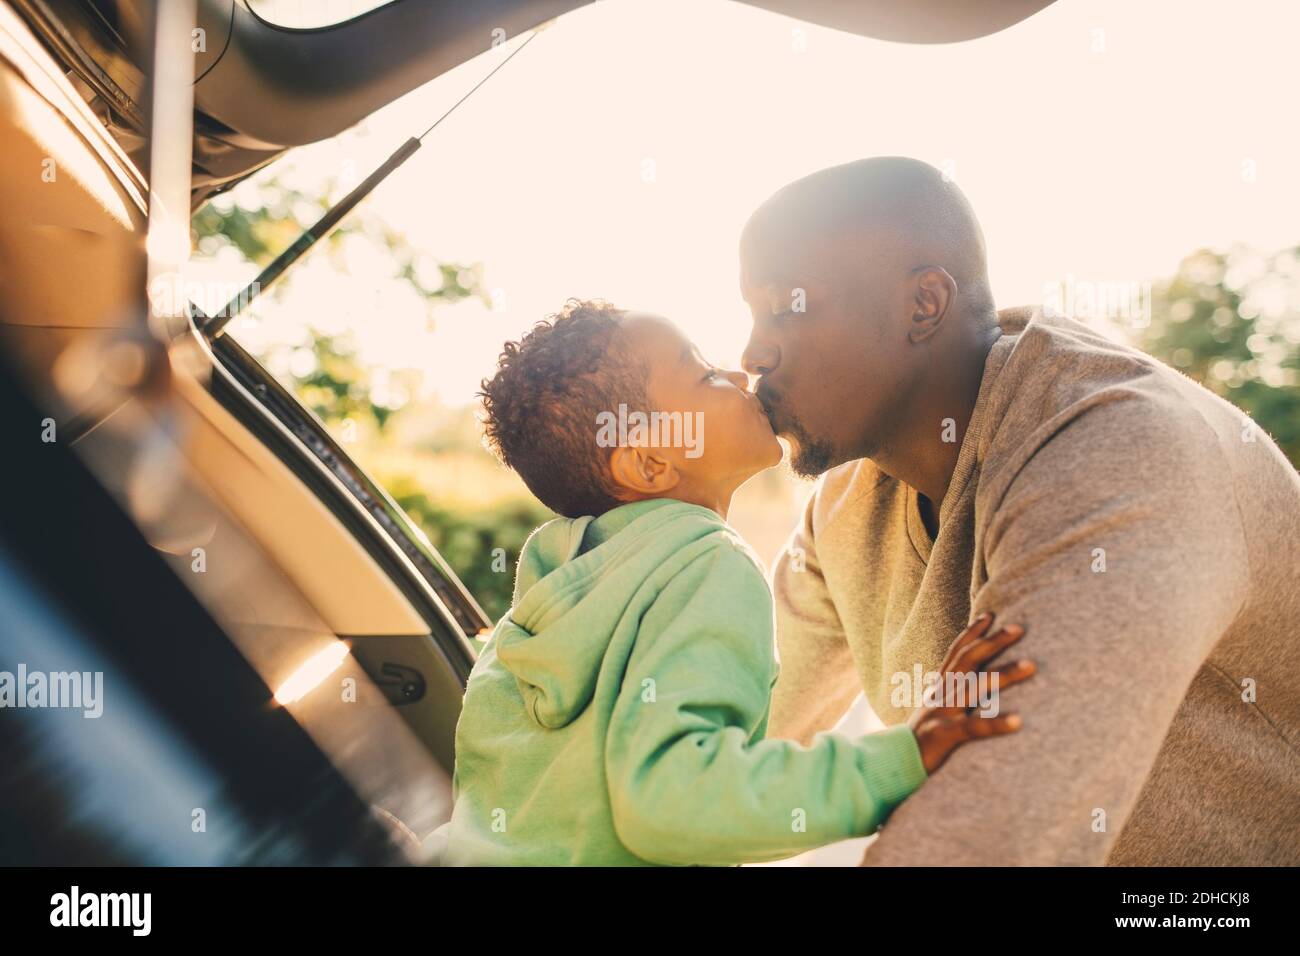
[722,368,748,390]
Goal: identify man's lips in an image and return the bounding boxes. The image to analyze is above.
[755,388,781,431]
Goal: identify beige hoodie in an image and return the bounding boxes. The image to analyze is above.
[769,305,1300,865]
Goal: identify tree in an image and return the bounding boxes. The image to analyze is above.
[1138,245,1300,468]
[192,175,483,434]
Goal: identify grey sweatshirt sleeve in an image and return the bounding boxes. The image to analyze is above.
[863,397,1251,865]
[767,486,864,746]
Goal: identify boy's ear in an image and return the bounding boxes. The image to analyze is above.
[608,446,679,496]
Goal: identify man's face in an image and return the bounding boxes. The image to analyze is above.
[739,233,917,477]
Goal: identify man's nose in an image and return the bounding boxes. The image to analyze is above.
[741,335,778,377]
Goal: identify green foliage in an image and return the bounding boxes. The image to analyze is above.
[191,182,326,265]
[191,174,485,436]
[384,475,554,621]
[192,176,484,307]
[292,332,391,431]
[1138,246,1300,467]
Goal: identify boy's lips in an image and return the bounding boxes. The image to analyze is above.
[755,387,780,430]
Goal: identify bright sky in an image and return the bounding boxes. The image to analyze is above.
[196,0,1300,407]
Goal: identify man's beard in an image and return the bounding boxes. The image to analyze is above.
[784,416,837,479]
[757,384,837,478]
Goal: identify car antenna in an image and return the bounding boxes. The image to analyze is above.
[202,23,551,339]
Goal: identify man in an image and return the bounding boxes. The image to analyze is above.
[739,156,1300,865]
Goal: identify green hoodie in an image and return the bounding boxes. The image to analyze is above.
[442,498,927,866]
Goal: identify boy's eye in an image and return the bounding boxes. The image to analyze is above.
[701,367,718,383]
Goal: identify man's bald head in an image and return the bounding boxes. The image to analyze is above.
[741,157,995,326]
[738,157,1004,479]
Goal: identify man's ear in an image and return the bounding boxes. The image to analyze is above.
[608,446,680,496]
[908,266,957,343]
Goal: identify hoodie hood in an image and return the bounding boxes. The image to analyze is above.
[493,498,725,729]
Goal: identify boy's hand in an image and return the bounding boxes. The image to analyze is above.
[909,613,1035,774]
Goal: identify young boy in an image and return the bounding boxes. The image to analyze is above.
[441,299,1032,866]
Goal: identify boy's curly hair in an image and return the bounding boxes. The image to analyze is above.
[478,299,649,518]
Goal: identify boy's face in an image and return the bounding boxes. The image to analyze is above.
[614,312,783,494]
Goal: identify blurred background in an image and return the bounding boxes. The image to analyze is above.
[189,0,1299,862]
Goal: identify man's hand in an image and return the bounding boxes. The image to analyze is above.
[910,613,1035,773]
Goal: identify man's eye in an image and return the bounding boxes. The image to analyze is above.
[702,367,718,382]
